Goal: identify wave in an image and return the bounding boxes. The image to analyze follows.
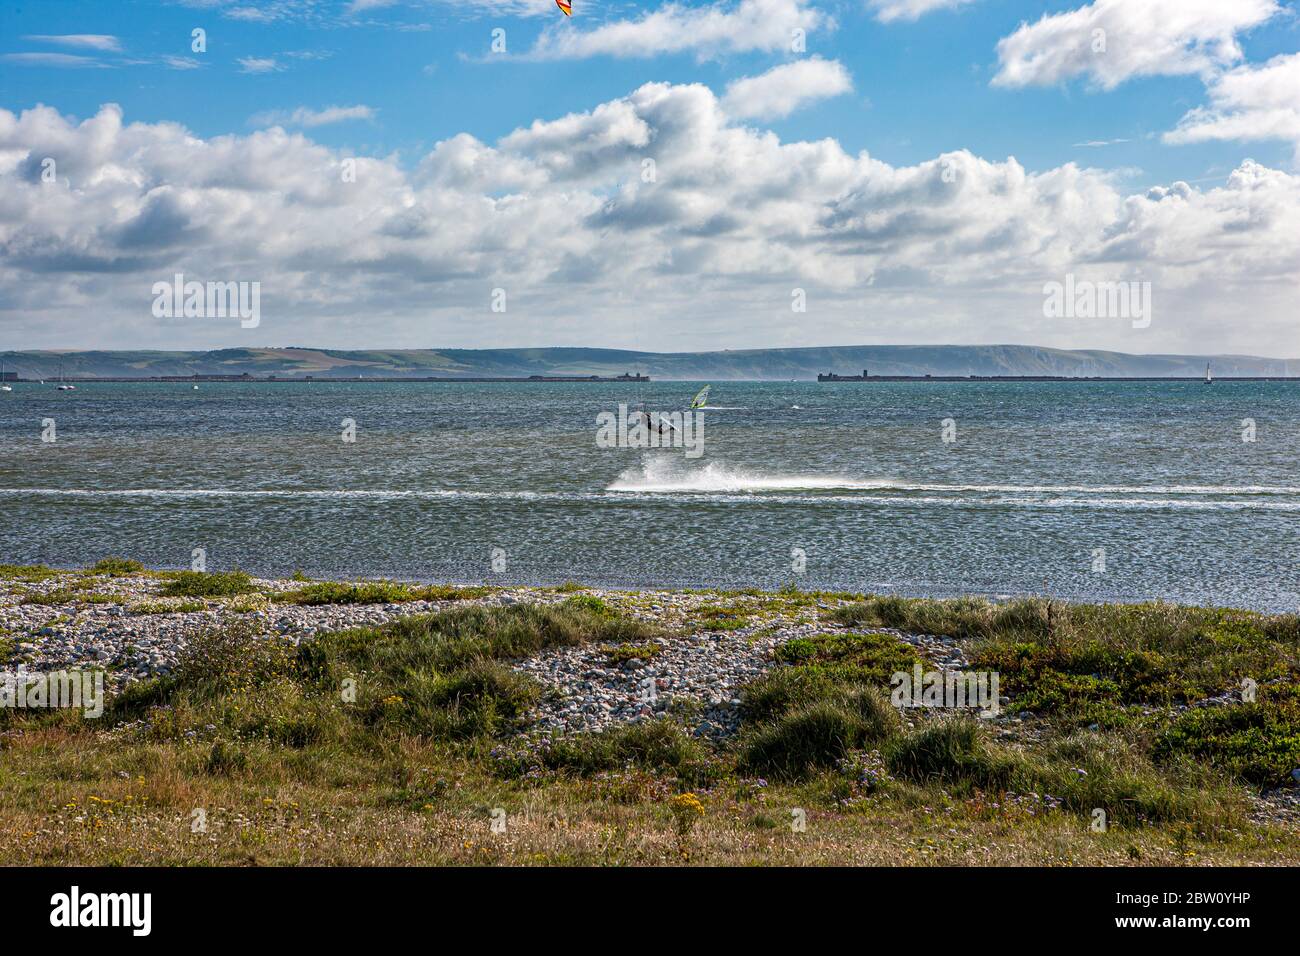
[0,487,546,502]
[1,485,1298,512]
[604,460,1300,497]
[606,460,894,492]
[3,466,1299,513]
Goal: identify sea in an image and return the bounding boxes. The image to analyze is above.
[4,379,1297,611]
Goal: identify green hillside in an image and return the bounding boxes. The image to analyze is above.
[2,344,1295,380]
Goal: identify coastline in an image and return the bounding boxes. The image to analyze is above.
[1,562,1297,866]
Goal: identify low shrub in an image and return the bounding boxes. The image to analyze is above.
[89,557,145,577]
[1155,683,1300,787]
[740,689,899,778]
[493,720,710,779]
[160,570,257,598]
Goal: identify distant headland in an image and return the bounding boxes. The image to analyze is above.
[1,345,1296,382]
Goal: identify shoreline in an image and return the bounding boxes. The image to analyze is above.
[4,560,1281,616]
[1,562,1278,689]
[2,561,1297,865]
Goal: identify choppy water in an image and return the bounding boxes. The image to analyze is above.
[3,380,1297,610]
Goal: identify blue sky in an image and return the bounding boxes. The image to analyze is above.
[5,1,1295,184]
[1,0,1298,354]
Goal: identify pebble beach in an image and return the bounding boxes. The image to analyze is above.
[3,565,1297,827]
[0,568,971,738]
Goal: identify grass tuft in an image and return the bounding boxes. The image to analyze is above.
[279,580,489,605]
[88,557,145,577]
[160,570,257,598]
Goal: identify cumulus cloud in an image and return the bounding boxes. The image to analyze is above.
[527,0,829,61]
[1165,52,1300,162]
[0,52,110,69]
[721,57,851,120]
[251,105,377,128]
[867,0,975,23]
[24,34,122,52]
[237,56,283,73]
[0,89,1297,353]
[993,0,1280,90]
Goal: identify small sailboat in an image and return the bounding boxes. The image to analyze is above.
[690,385,711,409]
[1204,362,1213,385]
[55,363,75,390]
[0,359,11,392]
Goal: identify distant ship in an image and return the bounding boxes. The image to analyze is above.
[1204,362,1213,385]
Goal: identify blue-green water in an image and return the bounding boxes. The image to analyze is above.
[4,380,1297,610]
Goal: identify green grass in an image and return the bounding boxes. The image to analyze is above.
[127,600,206,615]
[694,604,752,631]
[18,587,121,606]
[0,563,60,583]
[492,720,711,780]
[880,719,1239,827]
[160,570,258,598]
[88,557,145,577]
[280,580,416,605]
[1156,683,1300,786]
[726,618,1256,829]
[832,596,1298,728]
[740,692,899,778]
[19,588,82,606]
[109,598,658,748]
[0,585,1289,866]
[736,632,917,778]
[278,580,490,605]
[601,642,662,665]
[773,631,928,684]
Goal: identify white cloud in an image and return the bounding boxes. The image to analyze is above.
[527,0,829,61]
[1165,52,1300,162]
[721,57,852,120]
[993,0,1279,90]
[24,34,122,52]
[176,0,321,22]
[867,0,975,24]
[227,4,281,18]
[0,52,110,68]
[353,0,599,17]
[1,91,1297,354]
[237,57,283,74]
[251,105,377,128]
[162,55,203,70]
